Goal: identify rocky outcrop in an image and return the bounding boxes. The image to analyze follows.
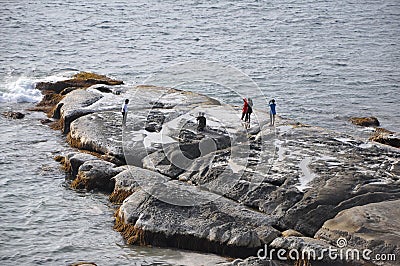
[32,71,123,119]
[54,89,103,133]
[1,111,25,119]
[349,117,380,127]
[48,79,400,265]
[35,71,123,94]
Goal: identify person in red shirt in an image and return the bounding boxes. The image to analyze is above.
[245,98,253,129]
[241,98,248,121]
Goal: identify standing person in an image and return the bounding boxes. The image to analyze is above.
[245,98,253,129]
[241,98,248,121]
[269,99,276,126]
[121,99,129,126]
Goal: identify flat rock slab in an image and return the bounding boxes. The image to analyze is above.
[251,125,400,237]
[64,86,224,163]
[54,89,103,133]
[316,199,400,257]
[109,167,152,204]
[115,168,280,258]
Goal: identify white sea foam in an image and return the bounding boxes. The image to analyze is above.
[0,73,73,103]
[0,76,41,103]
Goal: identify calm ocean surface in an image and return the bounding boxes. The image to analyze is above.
[0,0,399,265]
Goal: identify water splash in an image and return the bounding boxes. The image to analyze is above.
[0,72,74,103]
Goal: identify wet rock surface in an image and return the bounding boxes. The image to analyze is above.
[2,111,25,119]
[45,76,400,265]
[316,200,400,258]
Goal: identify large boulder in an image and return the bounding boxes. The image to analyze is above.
[315,200,400,258]
[53,89,103,133]
[71,160,123,192]
[58,152,99,178]
[115,173,280,258]
[68,111,125,163]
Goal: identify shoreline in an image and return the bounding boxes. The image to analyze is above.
[30,72,400,265]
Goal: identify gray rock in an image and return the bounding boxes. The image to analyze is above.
[109,167,152,204]
[315,200,400,258]
[71,160,122,192]
[256,126,400,237]
[63,86,225,167]
[63,152,99,178]
[2,111,25,119]
[54,89,103,133]
[115,176,280,258]
[68,111,126,164]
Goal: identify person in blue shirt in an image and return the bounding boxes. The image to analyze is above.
[269,99,276,126]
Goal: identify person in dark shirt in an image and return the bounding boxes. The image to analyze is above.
[196,112,206,131]
[269,99,276,126]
